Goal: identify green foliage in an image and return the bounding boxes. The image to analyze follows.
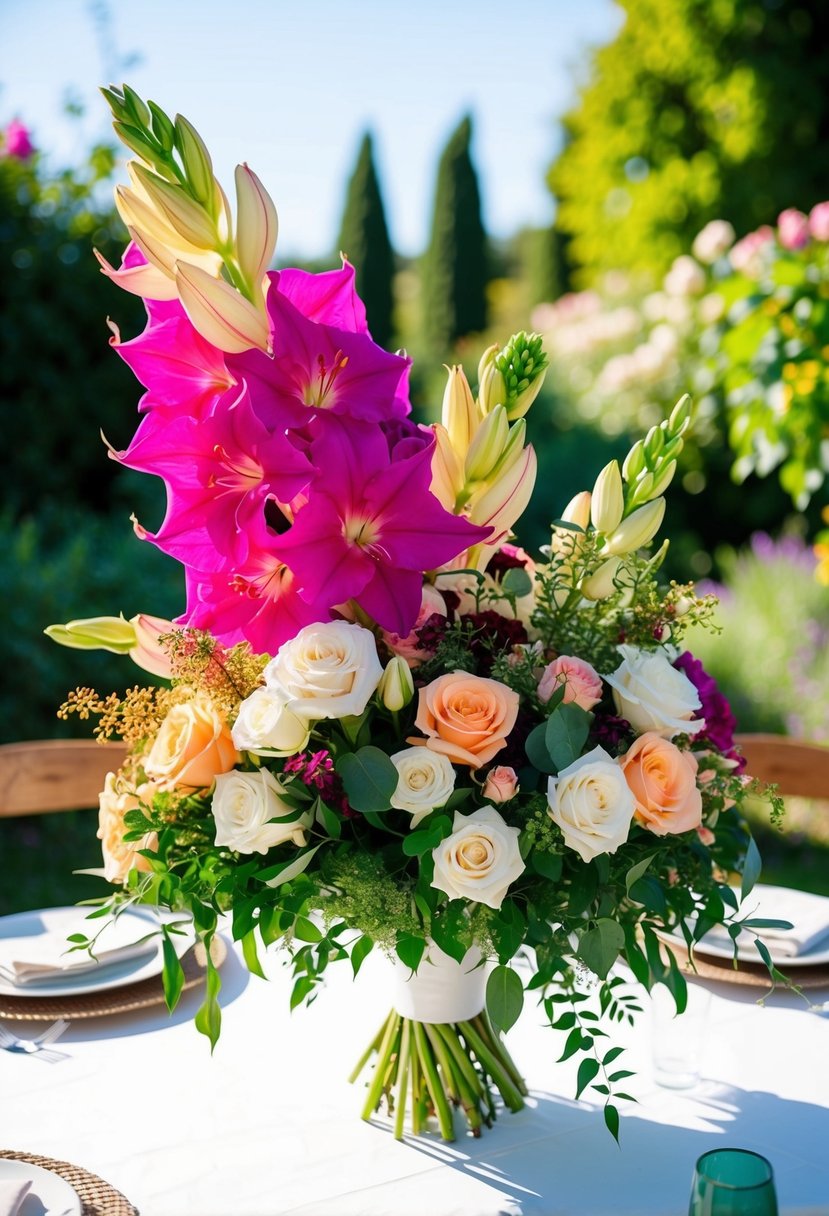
[0,137,145,516]
[336,132,395,349]
[551,0,829,280]
[421,115,488,350]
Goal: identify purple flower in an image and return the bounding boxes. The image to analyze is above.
[673,652,738,755]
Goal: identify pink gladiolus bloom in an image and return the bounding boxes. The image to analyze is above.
[277,261,369,335]
[95,240,178,303]
[229,274,411,430]
[777,208,810,251]
[113,314,236,419]
[273,418,491,635]
[112,386,313,572]
[4,119,34,159]
[180,537,331,654]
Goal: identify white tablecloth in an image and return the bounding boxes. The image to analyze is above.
[2,936,828,1216]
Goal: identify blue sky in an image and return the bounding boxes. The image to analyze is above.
[0,0,621,259]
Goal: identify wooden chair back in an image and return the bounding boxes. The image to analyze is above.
[734,733,829,800]
[0,739,127,817]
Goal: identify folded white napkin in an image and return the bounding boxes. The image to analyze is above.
[0,1178,32,1216]
[0,912,157,987]
[702,885,829,959]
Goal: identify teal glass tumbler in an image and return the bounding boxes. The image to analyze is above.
[689,1148,778,1216]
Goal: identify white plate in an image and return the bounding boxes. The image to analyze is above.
[0,1159,82,1216]
[657,924,829,968]
[0,906,195,998]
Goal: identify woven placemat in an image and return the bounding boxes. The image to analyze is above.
[0,936,226,1022]
[662,937,829,990]
[0,1149,137,1215]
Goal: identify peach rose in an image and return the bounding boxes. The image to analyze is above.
[409,671,519,768]
[620,732,702,836]
[98,772,159,885]
[537,655,603,710]
[144,693,239,791]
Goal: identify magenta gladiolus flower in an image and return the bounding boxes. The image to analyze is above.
[273,418,491,635]
[276,261,369,335]
[113,387,313,571]
[4,119,34,159]
[229,273,411,431]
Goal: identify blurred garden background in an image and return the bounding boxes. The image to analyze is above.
[1,0,827,910]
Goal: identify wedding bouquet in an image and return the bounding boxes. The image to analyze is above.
[49,86,775,1143]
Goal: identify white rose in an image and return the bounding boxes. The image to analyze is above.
[232,686,310,757]
[603,645,705,738]
[212,768,310,855]
[431,806,525,910]
[547,746,635,862]
[390,748,456,828]
[264,621,383,720]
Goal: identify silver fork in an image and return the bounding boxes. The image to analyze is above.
[0,1018,69,1061]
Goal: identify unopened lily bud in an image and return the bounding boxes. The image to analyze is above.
[504,371,545,421]
[129,614,175,678]
[468,445,537,539]
[580,556,622,600]
[234,163,279,288]
[628,469,655,507]
[604,497,666,556]
[174,114,215,209]
[441,365,478,456]
[131,162,217,249]
[112,120,158,167]
[561,491,592,530]
[45,615,137,654]
[175,261,271,353]
[488,418,527,481]
[379,656,415,711]
[590,461,624,534]
[643,424,665,462]
[622,439,646,483]
[485,331,549,421]
[465,404,509,482]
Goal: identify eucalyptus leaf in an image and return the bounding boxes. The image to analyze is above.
[577,918,625,979]
[502,566,532,598]
[741,836,762,900]
[336,746,398,813]
[486,964,524,1034]
[545,703,591,771]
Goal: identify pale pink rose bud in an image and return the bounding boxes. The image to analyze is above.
[696,826,715,846]
[777,208,810,251]
[483,766,519,803]
[538,655,603,710]
[809,201,829,241]
[729,226,774,276]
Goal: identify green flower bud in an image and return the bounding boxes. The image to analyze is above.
[44,615,137,654]
[604,497,666,556]
[669,393,692,435]
[379,657,415,711]
[622,439,646,483]
[464,404,509,482]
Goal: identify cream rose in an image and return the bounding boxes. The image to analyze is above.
[212,768,310,855]
[410,671,519,768]
[144,693,239,791]
[98,772,159,884]
[232,686,311,757]
[390,748,456,828]
[620,732,703,836]
[431,806,525,910]
[547,746,635,862]
[603,645,705,738]
[264,621,383,720]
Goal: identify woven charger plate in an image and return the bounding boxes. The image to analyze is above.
[0,936,226,1022]
[662,937,829,990]
[0,1149,137,1215]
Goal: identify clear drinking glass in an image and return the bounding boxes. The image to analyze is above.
[689,1148,778,1216]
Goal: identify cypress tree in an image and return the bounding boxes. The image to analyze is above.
[422,115,488,352]
[336,131,395,350]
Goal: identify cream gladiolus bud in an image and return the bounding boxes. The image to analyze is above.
[464,405,509,482]
[441,364,478,456]
[551,490,591,562]
[604,498,666,556]
[648,459,677,499]
[468,444,537,540]
[131,162,217,250]
[478,354,508,417]
[174,113,215,208]
[580,556,622,601]
[590,461,624,534]
[128,614,174,678]
[430,423,464,509]
[379,656,415,711]
[175,261,271,354]
[561,490,592,531]
[234,163,279,288]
